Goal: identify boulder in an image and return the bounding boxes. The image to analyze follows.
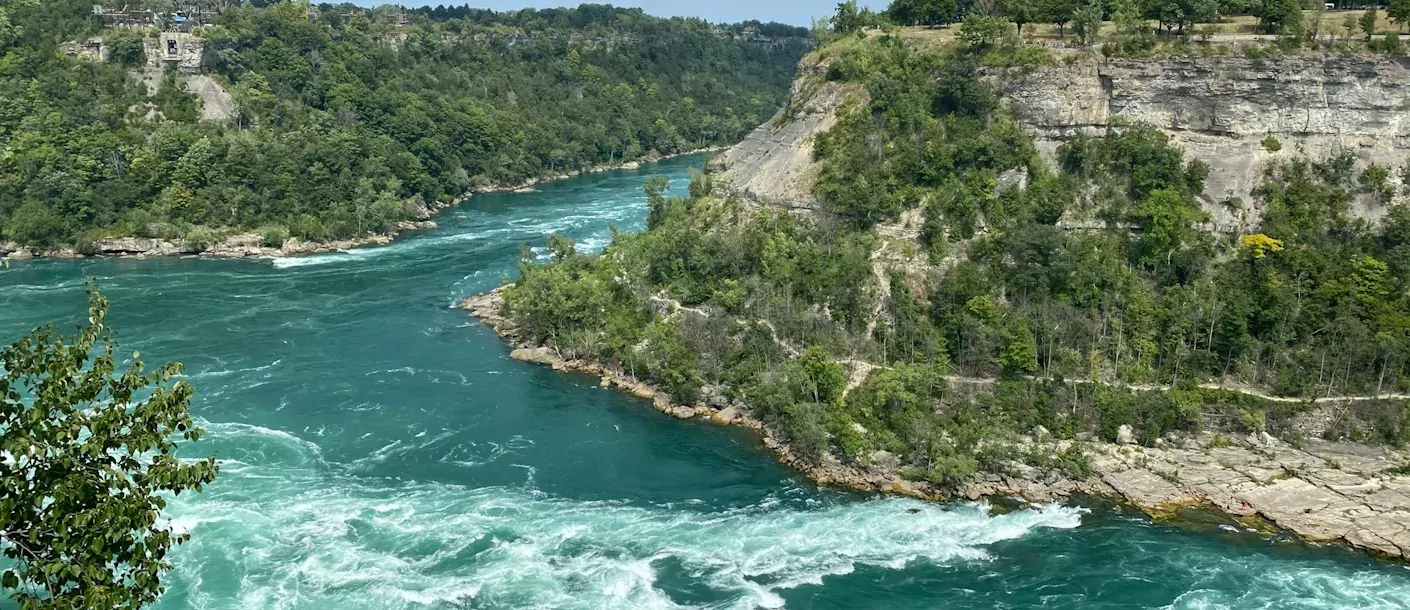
[92,237,181,257]
[509,346,560,367]
[1116,424,1136,445]
[403,197,433,221]
[869,450,901,471]
[712,405,741,424]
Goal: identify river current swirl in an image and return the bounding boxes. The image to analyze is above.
[1,157,1408,609]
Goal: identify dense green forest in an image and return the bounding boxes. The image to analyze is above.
[499,28,1410,486]
[0,1,808,248]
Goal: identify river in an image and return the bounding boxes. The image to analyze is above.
[1,155,1408,609]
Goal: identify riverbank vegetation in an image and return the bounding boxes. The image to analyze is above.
[496,30,1410,485]
[0,1,807,249]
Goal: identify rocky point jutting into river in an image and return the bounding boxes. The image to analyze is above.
[464,43,1410,562]
[462,286,1410,560]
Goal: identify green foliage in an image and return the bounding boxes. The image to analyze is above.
[1261,136,1282,153]
[637,321,704,403]
[1041,0,1082,38]
[832,0,885,34]
[999,318,1039,378]
[1143,0,1219,36]
[1105,0,1157,55]
[496,29,1410,498]
[1072,0,1105,44]
[888,0,958,26]
[790,347,847,404]
[1363,7,1380,41]
[259,225,289,248]
[1255,0,1304,36]
[815,39,1033,229]
[106,29,145,67]
[1379,31,1407,56]
[0,3,808,247]
[1362,163,1395,202]
[1,290,218,609]
[1392,0,1410,31]
[959,13,1010,48]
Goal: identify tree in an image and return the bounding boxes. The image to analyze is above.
[1,290,218,609]
[230,72,278,128]
[1362,6,1379,41]
[1134,188,1203,268]
[1043,0,1081,38]
[889,0,959,26]
[644,176,671,229]
[999,318,1040,377]
[547,233,576,262]
[1256,0,1304,35]
[1392,0,1410,31]
[105,30,146,68]
[1005,0,1040,34]
[1073,0,1105,44]
[790,347,847,404]
[833,0,865,34]
[960,12,1011,46]
[1112,0,1153,45]
[1383,31,1407,55]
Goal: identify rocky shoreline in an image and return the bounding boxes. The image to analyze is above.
[1,147,725,262]
[461,287,1410,561]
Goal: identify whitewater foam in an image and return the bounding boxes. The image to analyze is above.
[162,438,1087,610]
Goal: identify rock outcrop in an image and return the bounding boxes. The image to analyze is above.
[996,54,1410,229]
[709,58,860,211]
[712,49,1410,230]
[1088,433,1410,559]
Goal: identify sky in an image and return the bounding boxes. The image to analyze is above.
[348,0,891,26]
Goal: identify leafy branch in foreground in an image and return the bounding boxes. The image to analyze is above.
[0,289,217,609]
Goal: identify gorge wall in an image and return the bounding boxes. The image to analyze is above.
[712,51,1410,230]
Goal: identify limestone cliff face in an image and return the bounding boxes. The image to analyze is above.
[999,54,1410,228]
[709,59,862,211]
[714,51,1410,228]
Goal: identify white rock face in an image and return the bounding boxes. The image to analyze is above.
[996,55,1410,228]
[713,52,1410,229]
[710,59,860,211]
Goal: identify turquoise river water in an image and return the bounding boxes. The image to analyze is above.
[2,156,1409,609]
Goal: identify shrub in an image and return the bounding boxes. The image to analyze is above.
[259,226,289,248]
[1361,163,1394,202]
[288,214,328,242]
[1261,136,1282,152]
[783,402,831,463]
[106,31,147,68]
[5,202,68,247]
[1058,443,1093,478]
[1385,32,1406,55]
[183,228,218,253]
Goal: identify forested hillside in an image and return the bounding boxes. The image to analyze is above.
[493,22,1410,487]
[0,1,808,248]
